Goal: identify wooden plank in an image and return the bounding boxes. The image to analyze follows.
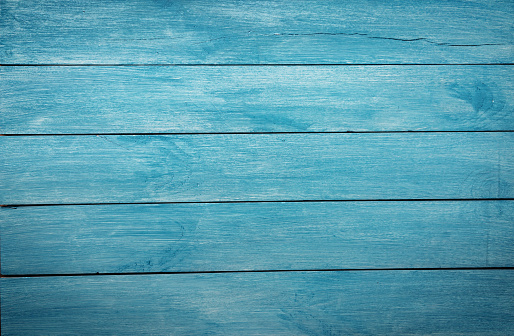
[1,0,512,64]
[1,133,512,204]
[2,270,513,335]
[1,201,512,275]
[1,65,513,134]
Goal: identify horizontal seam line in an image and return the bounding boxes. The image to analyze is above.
[2,267,513,278]
[3,199,513,208]
[1,63,513,67]
[2,130,514,136]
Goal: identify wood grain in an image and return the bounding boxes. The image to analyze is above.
[1,201,512,275]
[1,133,512,204]
[1,0,512,64]
[2,0,513,334]
[1,65,513,134]
[2,270,513,335]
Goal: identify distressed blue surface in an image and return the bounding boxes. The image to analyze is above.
[1,0,513,64]
[1,0,513,334]
[2,271,514,335]
[1,201,513,275]
[1,133,513,204]
[1,65,513,134]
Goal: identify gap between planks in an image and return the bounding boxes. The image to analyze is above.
[1,63,514,67]
[2,267,514,279]
[3,198,514,208]
[2,131,514,136]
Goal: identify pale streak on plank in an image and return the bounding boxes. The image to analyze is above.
[2,271,513,335]
[1,201,512,275]
[1,66,513,134]
[1,0,512,64]
[0,133,512,204]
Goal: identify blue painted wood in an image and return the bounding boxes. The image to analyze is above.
[2,270,513,335]
[1,133,512,204]
[1,201,512,275]
[2,0,513,333]
[1,65,513,134]
[1,0,512,64]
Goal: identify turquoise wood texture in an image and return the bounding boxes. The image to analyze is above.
[1,65,513,134]
[2,271,513,335]
[1,133,512,204]
[1,0,512,65]
[1,0,513,334]
[1,201,512,275]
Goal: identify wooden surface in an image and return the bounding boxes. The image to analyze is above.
[1,65,513,134]
[0,133,514,205]
[1,201,513,275]
[1,133,513,204]
[2,271,513,335]
[1,0,513,334]
[1,0,512,64]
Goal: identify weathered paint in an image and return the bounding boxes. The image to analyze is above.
[1,0,513,334]
[1,201,512,275]
[2,271,513,335]
[1,66,512,134]
[1,133,512,204]
[1,0,512,64]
